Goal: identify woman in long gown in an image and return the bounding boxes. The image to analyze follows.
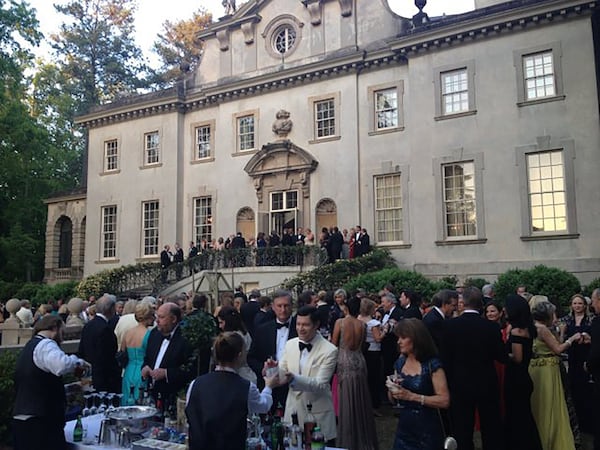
[217,306,256,383]
[387,318,450,450]
[529,300,580,450]
[331,296,378,450]
[503,294,542,450]
[559,294,594,433]
[121,302,155,405]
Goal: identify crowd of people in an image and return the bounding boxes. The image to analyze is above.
[8,281,600,450]
[157,225,372,276]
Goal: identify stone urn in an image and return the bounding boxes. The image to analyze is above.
[66,297,85,326]
[5,298,22,326]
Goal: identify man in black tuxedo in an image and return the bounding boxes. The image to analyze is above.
[253,296,274,329]
[248,289,297,411]
[173,243,184,280]
[379,292,403,378]
[78,294,121,393]
[355,227,370,257]
[160,245,172,283]
[240,289,261,337]
[441,287,508,450]
[423,289,457,349]
[587,288,600,450]
[142,303,193,401]
[398,289,423,320]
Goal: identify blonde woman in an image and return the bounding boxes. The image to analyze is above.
[121,303,155,405]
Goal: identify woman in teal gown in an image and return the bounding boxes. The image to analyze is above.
[121,303,155,405]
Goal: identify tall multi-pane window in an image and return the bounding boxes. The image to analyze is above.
[441,68,469,115]
[238,115,255,151]
[527,151,566,232]
[195,125,211,159]
[142,201,159,256]
[144,132,159,165]
[104,140,119,171]
[101,205,117,258]
[194,197,213,244]
[315,99,335,138]
[375,89,398,130]
[374,174,403,242]
[443,162,477,237]
[523,51,555,101]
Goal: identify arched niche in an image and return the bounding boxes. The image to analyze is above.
[56,216,73,268]
[316,198,338,233]
[236,207,256,241]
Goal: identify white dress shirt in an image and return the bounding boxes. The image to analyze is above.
[154,325,179,370]
[275,320,290,362]
[186,366,273,414]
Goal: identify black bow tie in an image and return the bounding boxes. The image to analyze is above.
[299,342,313,352]
[276,321,289,329]
[163,334,171,341]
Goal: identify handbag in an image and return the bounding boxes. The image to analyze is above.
[115,350,129,369]
[429,362,457,450]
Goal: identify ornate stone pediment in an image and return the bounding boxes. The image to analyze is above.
[243,140,318,203]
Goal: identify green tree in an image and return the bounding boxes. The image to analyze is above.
[152,8,212,85]
[50,0,149,109]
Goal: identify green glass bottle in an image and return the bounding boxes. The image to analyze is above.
[73,415,84,443]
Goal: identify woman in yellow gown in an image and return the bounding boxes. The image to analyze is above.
[529,300,581,450]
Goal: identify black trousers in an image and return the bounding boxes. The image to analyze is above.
[364,350,382,409]
[13,417,67,450]
[450,391,504,450]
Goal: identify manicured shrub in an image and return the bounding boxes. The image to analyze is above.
[495,265,581,312]
[281,248,396,294]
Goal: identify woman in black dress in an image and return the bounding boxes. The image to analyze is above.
[503,294,542,450]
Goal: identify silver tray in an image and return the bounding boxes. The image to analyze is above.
[106,406,158,421]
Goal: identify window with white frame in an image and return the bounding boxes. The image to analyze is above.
[374,174,403,242]
[237,115,255,151]
[527,151,566,233]
[433,61,476,120]
[514,43,564,105]
[273,25,297,55]
[375,88,398,130]
[104,140,119,172]
[194,197,213,244]
[144,132,160,165]
[441,68,469,115]
[195,125,211,159]
[442,162,477,238]
[523,51,555,101]
[142,201,159,256]
[315,98,336,138]
[101,205,117,259]
[271,191,298,211]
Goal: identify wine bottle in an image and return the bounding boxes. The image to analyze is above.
[290,412,303,450]
[73,415,83,443]
[303,403,316,450]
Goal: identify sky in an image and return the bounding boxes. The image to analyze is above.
[27,0,475,68]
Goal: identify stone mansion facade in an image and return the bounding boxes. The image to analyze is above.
[44,0,600,285]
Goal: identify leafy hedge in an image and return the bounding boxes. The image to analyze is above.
[75,262,161,299]
[494,265,581,312]
[0,350,18,446]
[583,278,600,297]
[344,268,456,300]
[281,248,396,294]
[0,281,78,306]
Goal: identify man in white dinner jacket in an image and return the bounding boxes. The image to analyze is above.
[279,305,338,445]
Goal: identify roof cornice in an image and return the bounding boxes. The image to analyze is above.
[75,0,596,128]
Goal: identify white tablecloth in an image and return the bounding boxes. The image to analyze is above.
[64,414,121,449]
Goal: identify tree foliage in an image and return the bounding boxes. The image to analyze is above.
[494,265,581,312]
[50,0,149,109]
[152,8,212,85]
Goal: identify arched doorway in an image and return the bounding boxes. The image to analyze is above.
[236,207,256,241]
[316,198,337,233]
[57,216,73,268]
